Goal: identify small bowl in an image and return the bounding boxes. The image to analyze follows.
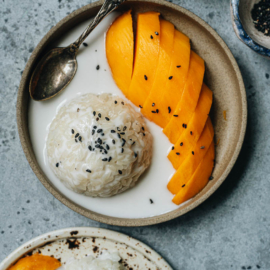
[230,0,270,58]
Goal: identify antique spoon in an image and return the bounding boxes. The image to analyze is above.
[29,0,126,101]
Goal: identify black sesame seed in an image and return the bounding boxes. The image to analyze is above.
[106,144,110,150]
[98,113,101,118]
[143,133,145,136]
[150,199,154,204]
[182,184,185,188]
[209,176,214,180]
[93,111,96,116]
[190,131,193,135]
[151,110,156,113]
[139,105,143,108]
[95,144,100,149]
[117,133,121,139]
[134,152,138,158]
[102,158,108,161]
[71,129,74,134]
[172,146,174,150]
[173,115,178,117]
[176,152,180,155]
[114,100,117,104]
[168,107,171,113]
[96,117,99,121]
[96,65,100,70]
[75,139,78,143]
[78,136,82,142]
[101,133,104,136]
[83,42,88,47]
[121,101,124,105]
[169,76,173,80]
[97,138,102,144]
[88,146,92,151]
[122,139,126,147]
[120,132,125,135]
[156,109,159,113]
[180,142,183,146]
[93,126,97,129]
[177,65,181,68]
[150,35,153,39]
[192,151,194,155]
[121,148,124,153]
[104,149,107,154]
[75,133,79,138]
[123,126,127,131]
[142,127,145,131]
[200,146,205,149]
[56,163,59,167]
[111,130,116,133]
[182,124,187,128]
[132,141,135,146]
[105,117,110,121]
[118,170,122,174]
[108,157,112,162]
[112,139,115,144]
[97,129,103,133]
[152,103,155,107]
[155,31,159,35]
[86,169,91,173]
[144,75,148,80]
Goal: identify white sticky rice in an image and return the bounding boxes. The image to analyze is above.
[46,93,152,197]
[64,251,123,270]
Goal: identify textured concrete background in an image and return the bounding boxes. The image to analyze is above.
[0,0,270,269]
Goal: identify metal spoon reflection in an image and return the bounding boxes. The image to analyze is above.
[29,0,126,101]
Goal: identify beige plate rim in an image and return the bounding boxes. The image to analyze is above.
[17,0,247,226]
[0,227,172,270]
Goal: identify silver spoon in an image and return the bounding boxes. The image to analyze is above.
[29,0,126,101]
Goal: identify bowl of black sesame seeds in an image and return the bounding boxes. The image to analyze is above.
[231,0,270,58]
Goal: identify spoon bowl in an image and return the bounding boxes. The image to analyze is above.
[29,47,77,101]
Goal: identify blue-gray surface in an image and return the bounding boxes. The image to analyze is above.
[0,0,270,269]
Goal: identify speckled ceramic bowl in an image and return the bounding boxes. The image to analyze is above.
[17,0,247,226]
[0,227,172,270]
[231,0,270,58]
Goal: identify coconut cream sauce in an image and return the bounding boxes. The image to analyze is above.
[28,12,180,218]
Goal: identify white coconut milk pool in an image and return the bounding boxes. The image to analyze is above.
[28,12,180,218]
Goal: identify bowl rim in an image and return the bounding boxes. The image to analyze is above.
[230,0,270,58]
[17,0,247,227]
[0,227,172,270]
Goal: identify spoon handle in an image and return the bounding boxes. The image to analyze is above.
[71,0,126,51]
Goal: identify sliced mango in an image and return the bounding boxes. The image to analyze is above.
[141,19,175,124]
[167,117,214,194]
[8,253,61,270]
[163,51,205,143]
[106,10,134,96]
[127,12,160,107]
[172,140,215,205]
[168,84,213,169]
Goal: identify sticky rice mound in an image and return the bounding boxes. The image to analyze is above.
[65,251,124,270]
[47,93,152,197]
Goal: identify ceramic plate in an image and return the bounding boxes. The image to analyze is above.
[17,0,247,226]
[0,227,172,270]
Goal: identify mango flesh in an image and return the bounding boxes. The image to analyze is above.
[167,117,214,195]
[127,12,160,107]
[142,29,191,128]
[163,51,205,144]
[106,10,134,96]
[8,253,61,270]
[172,140,215,205]
[141,19,175,125]
[168,84,213,170]
[106,12,215,205]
